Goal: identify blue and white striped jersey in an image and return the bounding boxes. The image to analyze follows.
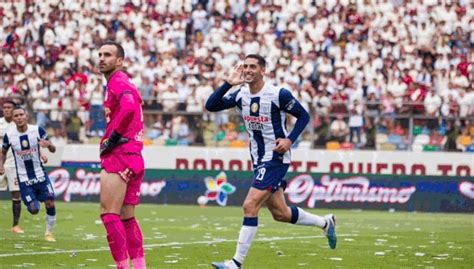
[2,124,48,184]
[206,82,310,166]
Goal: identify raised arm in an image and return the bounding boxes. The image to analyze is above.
[205,64,245,112]
[205,82,239,112]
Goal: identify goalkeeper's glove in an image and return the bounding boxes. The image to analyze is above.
[100,130,128,156]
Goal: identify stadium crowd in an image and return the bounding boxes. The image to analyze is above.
[0,0,473,151]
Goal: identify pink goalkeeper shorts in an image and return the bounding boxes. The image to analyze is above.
[101,153,145,205]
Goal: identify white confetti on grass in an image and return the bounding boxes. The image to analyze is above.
[415,252,425,257]
[344,238,355,242]
[375,252,385,256]
[433,257,447,260]
[329,257,342,261]
[84,234,97,240]
[164,260,178,264]
[298,263,308,266]
[453,257,464,261]
[376,239,387,242]
[86,259,97,262]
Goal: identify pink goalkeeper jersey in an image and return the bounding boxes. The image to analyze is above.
[101,70,144,155]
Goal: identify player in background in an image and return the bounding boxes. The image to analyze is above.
[98,41,146,269]
[206,55,337,269]
[0,107,57,242]
[0,100,23,234]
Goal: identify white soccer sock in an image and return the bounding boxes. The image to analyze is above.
[46,214,56,233]
[294,207,326,228]
[233,223,258,265]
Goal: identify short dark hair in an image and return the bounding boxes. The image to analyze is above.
[101,40,125,58]
[245,54,266,68]
[2,100,17,107]
[13,105,25,111]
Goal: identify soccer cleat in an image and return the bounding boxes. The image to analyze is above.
[11,225,24,234]
[211,260,240,269]
[45,231,56,242]
[324,214,337,249]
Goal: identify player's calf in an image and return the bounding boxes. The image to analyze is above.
[101,213,130,268]
[122,217,146,268]
[45,200,57,241]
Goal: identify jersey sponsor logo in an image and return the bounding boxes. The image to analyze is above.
[23,176,46,186]
[244,115,268,131]
[247,122,264,131]
[16,148,38,161]
[243,115,269,123]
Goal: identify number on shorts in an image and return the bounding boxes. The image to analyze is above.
[256,167,266,181]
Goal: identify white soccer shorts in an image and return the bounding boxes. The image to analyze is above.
[0,167,20,192]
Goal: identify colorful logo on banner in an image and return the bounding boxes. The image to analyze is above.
[48,168,166,202]
[285,174,417,208]
[197,172,236,206]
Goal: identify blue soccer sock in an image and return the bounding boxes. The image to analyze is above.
[233,217,258,266]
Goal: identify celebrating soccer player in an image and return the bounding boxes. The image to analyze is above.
[0,107,57,242]
[0,100,24,234]
[98,41,146,269]
[206,55,337,269]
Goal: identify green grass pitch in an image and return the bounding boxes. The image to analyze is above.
[0,201,472,268]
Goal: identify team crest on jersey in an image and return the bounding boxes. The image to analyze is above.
[251,103,259,113]
[21,140,29,148]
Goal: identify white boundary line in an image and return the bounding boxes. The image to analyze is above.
[0,234,354,258]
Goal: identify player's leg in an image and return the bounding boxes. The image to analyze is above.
[120,166,146,269]
[36,178,57,242]
[266,187,337,249]
[7,168,23,232]
[121,205,145,269]
[19,182,40,215]
[100,169,129,269]
[11,190,23,233]
[213,187,272,269]
[213,162,278,269]
[44,199,56,242]
[1,171,23,233]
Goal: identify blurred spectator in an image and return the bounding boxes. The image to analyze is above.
[88,85,105,136]
[329,115,349,143]
[65,111,82,143]
[348,99,364,145]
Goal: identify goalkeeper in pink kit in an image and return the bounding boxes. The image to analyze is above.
[98,41,146,269]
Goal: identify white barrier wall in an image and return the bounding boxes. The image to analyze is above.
[46,145,474,176]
